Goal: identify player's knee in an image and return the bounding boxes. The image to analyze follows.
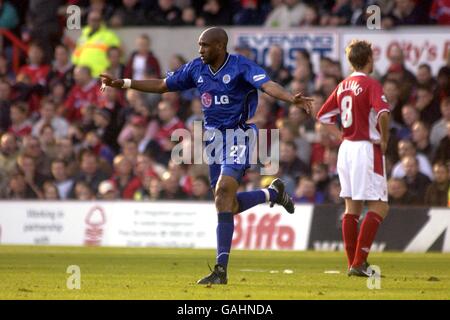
[214,183,234,209]
[215,184,231,202]
[368,201,389,218]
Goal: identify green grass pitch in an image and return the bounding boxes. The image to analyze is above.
[0,246,449,300]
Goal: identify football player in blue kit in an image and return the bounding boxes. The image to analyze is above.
[100,27,313,284]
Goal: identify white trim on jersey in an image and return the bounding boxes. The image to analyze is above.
[318,108,340,124]
[369,109,380,141]
[208,54,231,76]
[376,109,390,120]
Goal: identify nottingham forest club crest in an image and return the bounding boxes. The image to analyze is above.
[222,74,231,84]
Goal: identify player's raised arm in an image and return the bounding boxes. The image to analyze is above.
[99,73,169,94]
[261,80,314,114]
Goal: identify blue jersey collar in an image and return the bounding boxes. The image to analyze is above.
[208,53,230,76]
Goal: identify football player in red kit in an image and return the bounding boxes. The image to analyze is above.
[316,40,390,277]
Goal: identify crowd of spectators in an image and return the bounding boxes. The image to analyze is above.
[67,0,450,28]
[0,0,449,207]
[2,0,450,34]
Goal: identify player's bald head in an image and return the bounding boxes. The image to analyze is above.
[198,27,228,65]
[199,27,228,49]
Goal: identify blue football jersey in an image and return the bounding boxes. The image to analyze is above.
[165,54,270,130]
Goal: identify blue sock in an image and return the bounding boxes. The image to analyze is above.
[217,212,234,267]
[236,189,278,213]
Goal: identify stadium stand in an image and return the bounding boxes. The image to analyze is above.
[0,0,448,207]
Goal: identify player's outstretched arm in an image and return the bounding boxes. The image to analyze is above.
[261,80,314,114]
[99,74,169,94]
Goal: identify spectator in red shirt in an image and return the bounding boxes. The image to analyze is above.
[124,34,161,80]
[8,102,32,138]
[430,0,450,25]
[310,122,340,166]
[18,43,50,87]
[122,115,151,153]
[151,100,185,165]
[64,66,102,122]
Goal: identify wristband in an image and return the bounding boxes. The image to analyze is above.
[122,78,132,89]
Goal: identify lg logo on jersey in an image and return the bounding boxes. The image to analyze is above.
[215,95,229,105]
[201,93,229,108]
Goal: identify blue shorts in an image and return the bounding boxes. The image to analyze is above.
[206,123,258,189]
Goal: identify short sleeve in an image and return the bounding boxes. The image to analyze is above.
[370,81,391,119]
[316,88,339,124]
[165,61,196,92]
[241,57,270,89]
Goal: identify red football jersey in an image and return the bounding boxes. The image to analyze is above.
[316,72,390,141]
[18,64,50,86]
[64,80,102,121]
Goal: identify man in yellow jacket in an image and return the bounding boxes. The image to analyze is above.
[72,10,121,77]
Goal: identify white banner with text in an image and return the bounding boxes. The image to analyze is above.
[0,201,313,250]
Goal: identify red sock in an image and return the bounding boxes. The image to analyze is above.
[352,211,383,267]
[342,213,359,268]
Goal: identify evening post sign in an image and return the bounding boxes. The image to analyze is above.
[232,30,339,73]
